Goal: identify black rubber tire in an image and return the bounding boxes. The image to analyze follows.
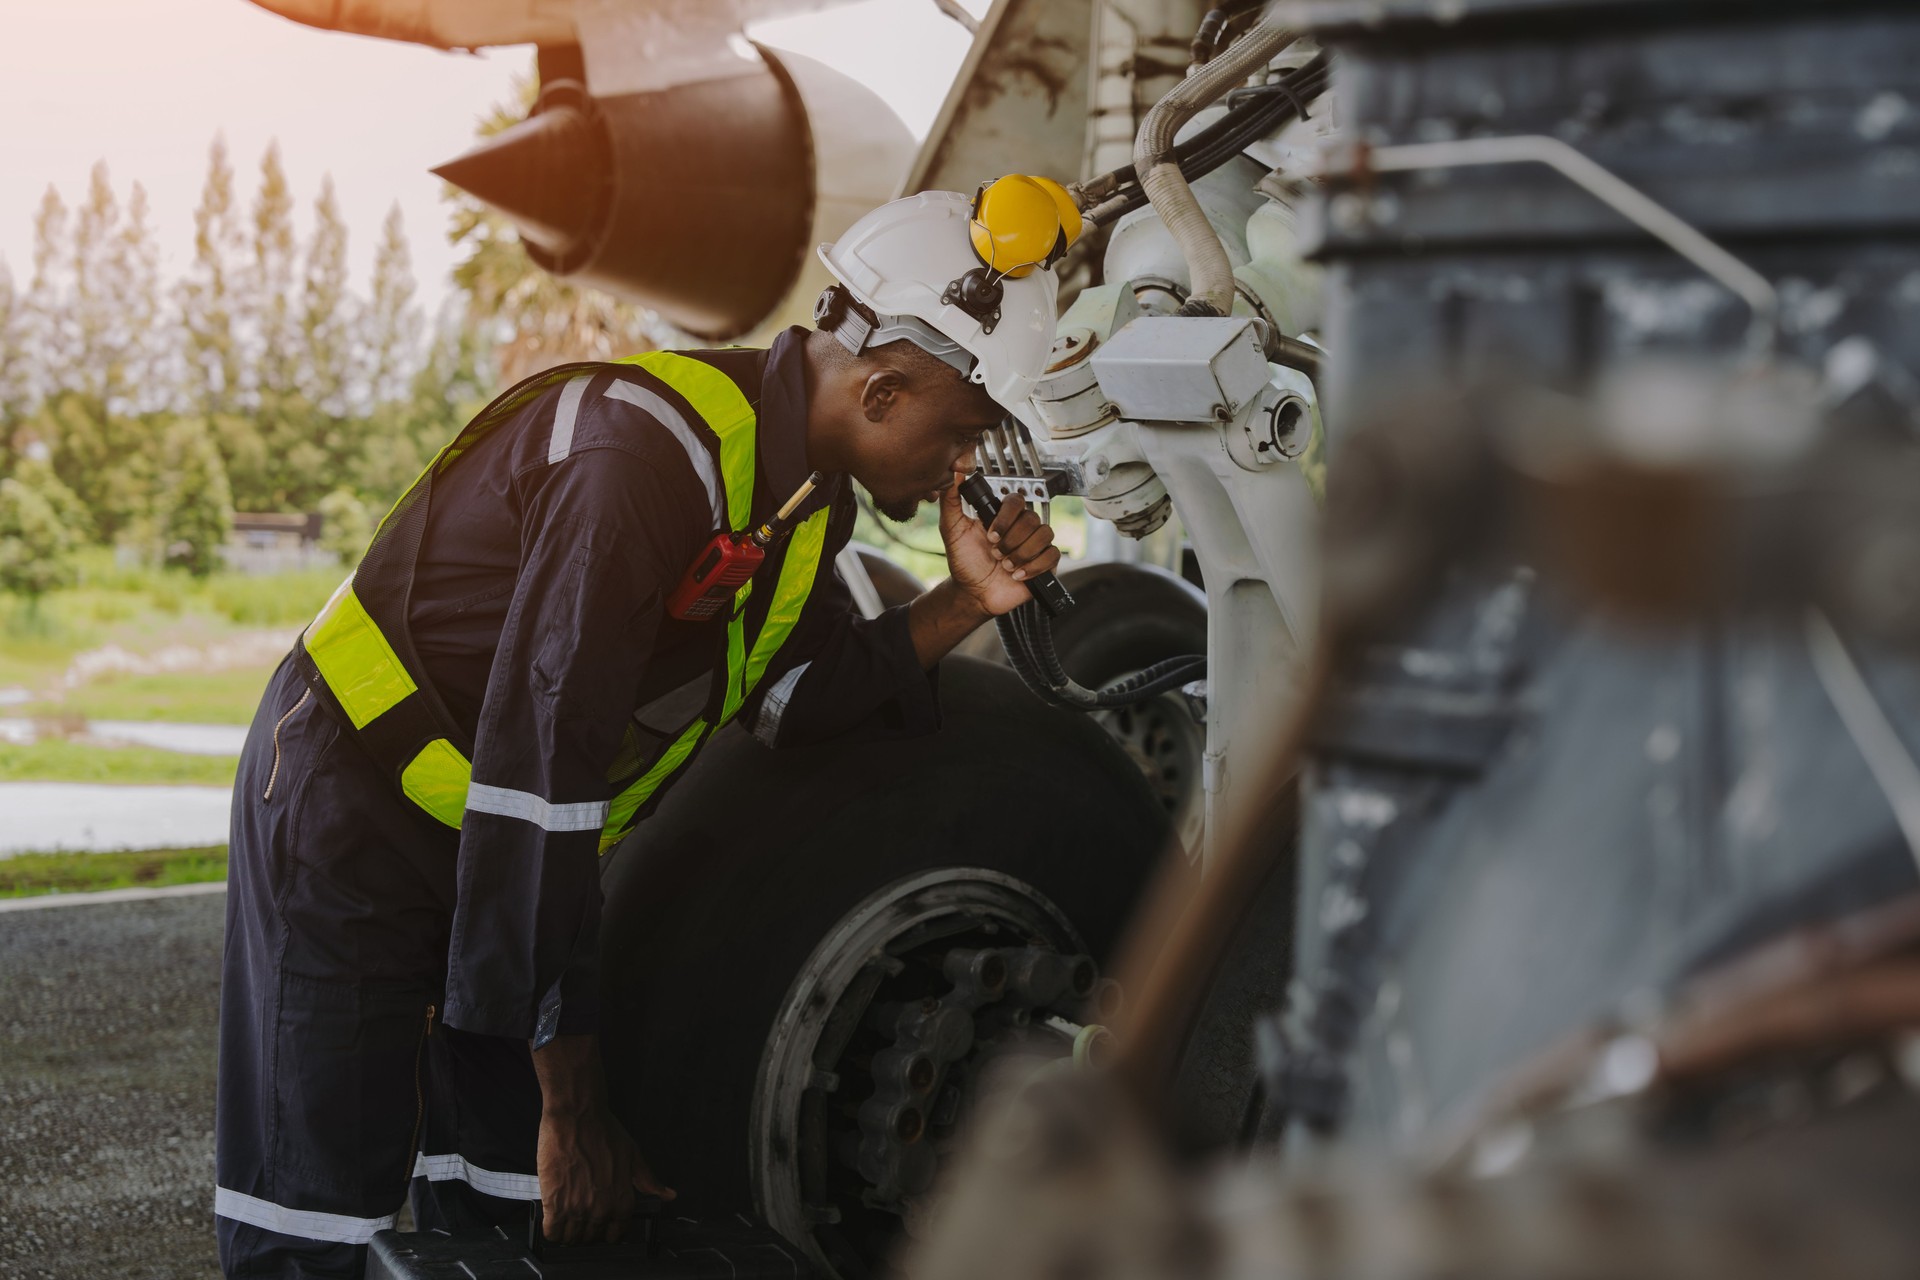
[595,657,1170,1219]
[850,546,924,611]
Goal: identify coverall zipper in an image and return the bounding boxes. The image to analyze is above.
[262,688,312,801]
[402,1003,435,1200]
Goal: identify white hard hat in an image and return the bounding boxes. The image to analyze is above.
[817,190,1060,415]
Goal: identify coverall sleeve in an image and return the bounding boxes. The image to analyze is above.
[442,440,707,1045]
[746,495,945,750]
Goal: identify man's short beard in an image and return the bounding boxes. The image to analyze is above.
[871,492,923,522]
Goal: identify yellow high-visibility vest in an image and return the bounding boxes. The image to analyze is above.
[296,351,830,853]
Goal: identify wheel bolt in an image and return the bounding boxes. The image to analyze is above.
[895,1107,925,1143]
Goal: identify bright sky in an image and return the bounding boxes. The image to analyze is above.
[0,0,983,314]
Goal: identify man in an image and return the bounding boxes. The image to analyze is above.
[214,186,1073,1277]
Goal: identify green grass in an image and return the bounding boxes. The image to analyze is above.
[0,845,228,898]
[0,740,239,786]
[0,553,325,728]
[203,568,343,627]
[0,551,334,677]
[23,667,274,725]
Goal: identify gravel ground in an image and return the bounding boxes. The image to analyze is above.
[0,893,225,1279]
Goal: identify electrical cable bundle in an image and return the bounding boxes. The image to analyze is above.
[995,599,1206,711]
[1080,52,1331,228]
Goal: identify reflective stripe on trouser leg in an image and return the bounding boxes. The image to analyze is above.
[217,660,447,1279]
[410,1023,544,1235]
[412,1154,541,1201]
[214,1189,397,1246]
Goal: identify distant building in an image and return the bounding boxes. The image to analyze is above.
[222,512,334,574]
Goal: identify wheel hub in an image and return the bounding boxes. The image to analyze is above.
[751,871,1114,1277]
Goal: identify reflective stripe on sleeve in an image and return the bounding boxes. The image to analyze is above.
[601,379,726,530]
[412,1153,542,1201]
[618,351,757,530]
[547,375,594,464]
[752,662,811,748]
[465,782,610,833]
[213,1187,397,1245]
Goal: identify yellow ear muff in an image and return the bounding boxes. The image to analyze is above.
[967,174,1077,280]
[1028,174,1083,250]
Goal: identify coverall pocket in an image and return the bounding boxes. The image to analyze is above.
[273,975,432,1203]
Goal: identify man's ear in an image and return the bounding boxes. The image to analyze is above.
[860,368,907,424]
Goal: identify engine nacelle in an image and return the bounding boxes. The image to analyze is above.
[435,44,911,340]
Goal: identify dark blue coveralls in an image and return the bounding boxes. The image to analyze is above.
[215,329,941,1277]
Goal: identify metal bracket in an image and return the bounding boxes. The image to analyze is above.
[975,421,1075,514]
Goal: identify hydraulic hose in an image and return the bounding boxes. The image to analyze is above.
[1081,56,1331,228]
[995,601,1206,711]
[1132,17,1299,315]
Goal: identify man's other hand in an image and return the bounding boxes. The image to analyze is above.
[532,1033,675,1245]
[939,473,1061,617]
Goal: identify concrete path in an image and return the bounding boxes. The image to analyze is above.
[85,722,249,756]
[0,892,224,1279]
[0,783,234,856]
[0,719,249,756]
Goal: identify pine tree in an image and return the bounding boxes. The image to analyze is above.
[179,136,246,418]
[25,186,72,402]
[301,175,355,418]
[363,204,420,409]
[117,182,167,413]
[251,142,300,403]
[67,161,150,413]
[0,263,28,467]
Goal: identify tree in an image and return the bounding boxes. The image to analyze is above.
[243,143,331,512]
[251,142,300,404]
[0,263,28,470]
[301,175,356,418]
[118,183,168,413]
[179,136,246,419]
[364,204,419,409]
[317,486,373,563]
[0,458,85,612]
[12,452,92,541]
[356,303,493,505]
[24,186,71,402]
[154,417,233,577]
[31,391,146,543]
[67,161,125,407]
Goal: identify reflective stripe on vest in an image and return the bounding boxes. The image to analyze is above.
[303,576,417,729]
[298,351,824,847]
[598,503,830,851]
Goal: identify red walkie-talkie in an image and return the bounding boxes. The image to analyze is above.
[666,472,823,621]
